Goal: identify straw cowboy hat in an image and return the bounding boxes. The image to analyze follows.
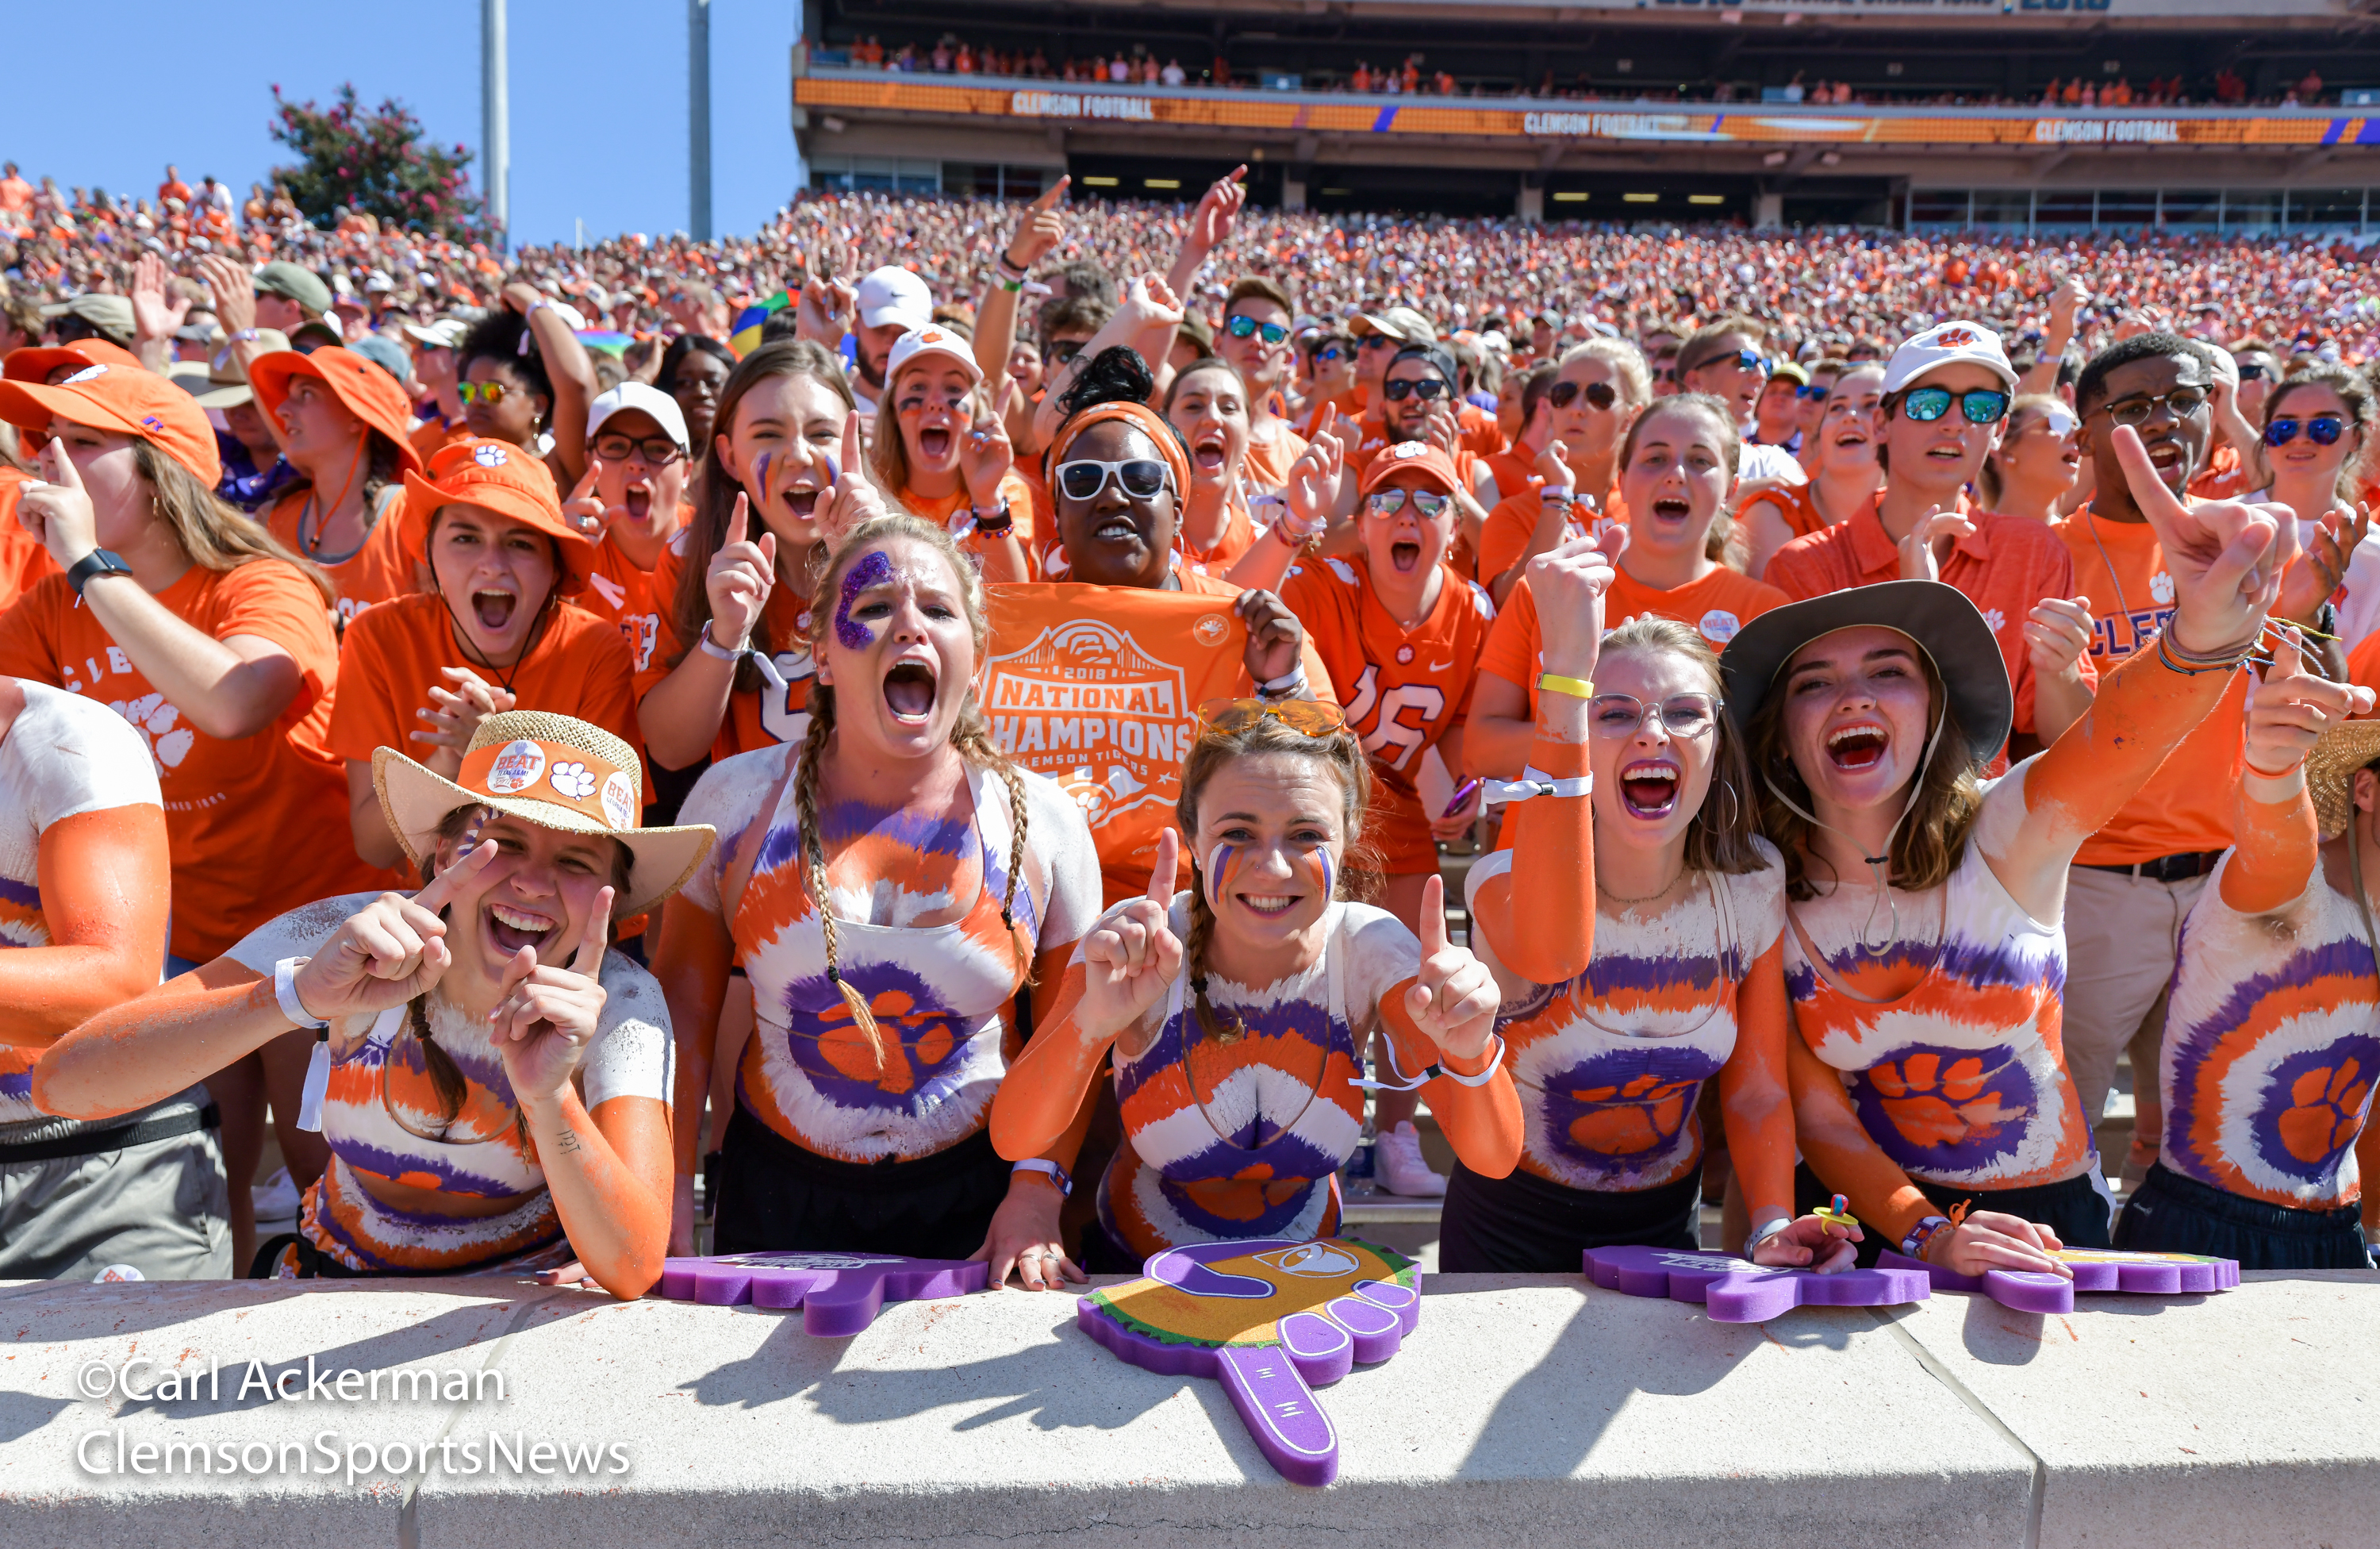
[373,710,714,918]
[2303,718,2380,840]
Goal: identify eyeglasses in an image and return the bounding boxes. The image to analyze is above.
[1195,698,1349,737]
[1055,457,1173,502]
[1795,384,1831,402]
[1587,692,1722,741]
[1547,379,1618,411]
[591,432,685,466]
[2266,414,2347,447]
[2237,362,2269,382]
[1687,349,1768,377]
[1357,333,1401,351]
[2094,387,2208,425]
[1901,386,2010,425]
[1382,377,1451,402]
[1365,488,1452,519]
[1225,314,1289,346]
[458,381,516,406]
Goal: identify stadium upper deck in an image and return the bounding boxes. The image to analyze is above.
[790,0,2380,229]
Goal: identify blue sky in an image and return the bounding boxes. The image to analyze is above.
[7,0,803,248]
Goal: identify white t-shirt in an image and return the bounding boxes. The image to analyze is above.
[1738,440,1810,489]
[0,682,164,1124]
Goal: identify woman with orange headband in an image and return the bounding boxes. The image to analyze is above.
[1004,348,1334,904]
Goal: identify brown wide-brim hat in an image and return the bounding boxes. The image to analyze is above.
[1718,579,2014,771]
[2304,719,2380,840]
[374,709,714,919]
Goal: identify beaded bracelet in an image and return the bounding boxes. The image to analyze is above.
[1901,1215,1952,1260]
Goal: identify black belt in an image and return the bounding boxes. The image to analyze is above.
[0,1102,221,1166]
[2079,849,2224,883]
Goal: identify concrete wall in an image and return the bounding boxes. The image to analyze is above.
[1,1269,2372,1547]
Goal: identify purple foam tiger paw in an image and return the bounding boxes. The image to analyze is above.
[1583,1244,1929,1322]
[654,1251,988,1336]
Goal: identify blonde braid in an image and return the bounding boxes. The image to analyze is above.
[1182,861,1250,1046]
[951,717,1035,986]
[791,687,888,1071]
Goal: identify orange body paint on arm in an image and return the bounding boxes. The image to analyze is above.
[2218,778,2320,917]
[1466,733,1595,986]
[1787,1028,1938,1245]
[1378,987,1523,1179]
[1717,940,1797,1225]
[0,806,173,1047]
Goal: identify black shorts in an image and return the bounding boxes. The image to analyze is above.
[2114,1163,2370,1270]
[1795,1162,2112,1267]
[1438,1163,1701,1273]
[712,1106,1011,1261]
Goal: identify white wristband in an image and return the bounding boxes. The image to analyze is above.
[697,621,747,662]
[1257,667,1308,698]
[1012,1159,1071,1197]
[274,957,326,1029]
[1481,766,1592,805]
[1742,1213,1793,1261]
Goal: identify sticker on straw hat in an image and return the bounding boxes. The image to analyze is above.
[1699,609,1742,644]
[474,444,510,468]
[600,770,636,830]
[483,740,547,794]
[549,760,598,801]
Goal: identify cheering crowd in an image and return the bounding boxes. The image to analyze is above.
[0,164,2373,1304]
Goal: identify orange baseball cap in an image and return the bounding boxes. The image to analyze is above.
[1357,438,1461,497]
[397,437,596,591]
[0,359,222,485]
[250,347,424,475]
[2,337,145,383]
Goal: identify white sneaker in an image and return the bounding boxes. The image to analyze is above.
[1374,1121,1447,1198]
[251,1167,300,1221]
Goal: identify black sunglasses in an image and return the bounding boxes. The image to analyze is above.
[1546,380,1618,411]
[2236,362,2269,381]
[1383,377,1451,402]
[1045,340,1084,367]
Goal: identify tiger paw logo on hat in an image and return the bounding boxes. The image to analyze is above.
[484,740,547,794]
[549,760,599,801]
[474,444,510,468]
[1384,440,1434,464]
[1933,325,1982,348]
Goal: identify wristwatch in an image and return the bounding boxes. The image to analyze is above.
[66,548,134,598]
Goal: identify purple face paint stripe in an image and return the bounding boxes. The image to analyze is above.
[1206,843,1238,910]
[835,549,894,651]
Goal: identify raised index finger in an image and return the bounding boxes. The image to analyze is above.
[413,837,496,914]
[1147,828,1180,905]
[2109,425,2194,532]
[1418,873,1449,955]
[570,885,616,976]
[1031,175,1071,213]
[840,414,872,490]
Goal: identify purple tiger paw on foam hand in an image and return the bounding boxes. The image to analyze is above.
[1583,1244,1929,1323]
[654,1251,989,1336]
[1077,1236,1421,1487]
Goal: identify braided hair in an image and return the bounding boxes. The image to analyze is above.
[1173,714,1374,1044]
[787,514,1035,1070]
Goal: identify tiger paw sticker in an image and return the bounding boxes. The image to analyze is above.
[1078,1236,1419,1487]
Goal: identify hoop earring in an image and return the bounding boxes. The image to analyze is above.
[1715,778,1741,835]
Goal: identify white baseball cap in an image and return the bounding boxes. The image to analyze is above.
[402,317,468,350]
[1883,321,2018,396]
[856,266,934,331]
[885,325,983,388]
[586,381,691,452]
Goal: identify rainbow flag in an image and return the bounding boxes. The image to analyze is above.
[574,329,635,356]
[730,291,793,358]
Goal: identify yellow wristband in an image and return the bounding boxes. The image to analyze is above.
[1537,673,1595,700]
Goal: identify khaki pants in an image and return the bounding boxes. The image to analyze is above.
[2059,863,2209,1135]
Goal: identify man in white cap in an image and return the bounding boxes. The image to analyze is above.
[850,266,934,417]
[400,317,471,460]
[575,380,697,674]
[1764,320,2098,772]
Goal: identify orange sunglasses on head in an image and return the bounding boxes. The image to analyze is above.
[1194,698,1348,738]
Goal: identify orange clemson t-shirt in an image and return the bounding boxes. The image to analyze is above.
[2056,505,2245,865]
[1280,552,1497,874]
[1476,483,1629,594]
[982,578,1335,905]
[896,471,1040,577]
[0,560,380,962]
[262,486,416,625]
[578,513,686,680]
[328,592,638,766]
[637,526,816,765]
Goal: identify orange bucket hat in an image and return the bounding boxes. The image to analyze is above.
[250,347,424,475]
[397,437,597,591]
[0,359,222,485]
[2,337,145,383]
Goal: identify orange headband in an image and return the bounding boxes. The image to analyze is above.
[1043,400,1192,508]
